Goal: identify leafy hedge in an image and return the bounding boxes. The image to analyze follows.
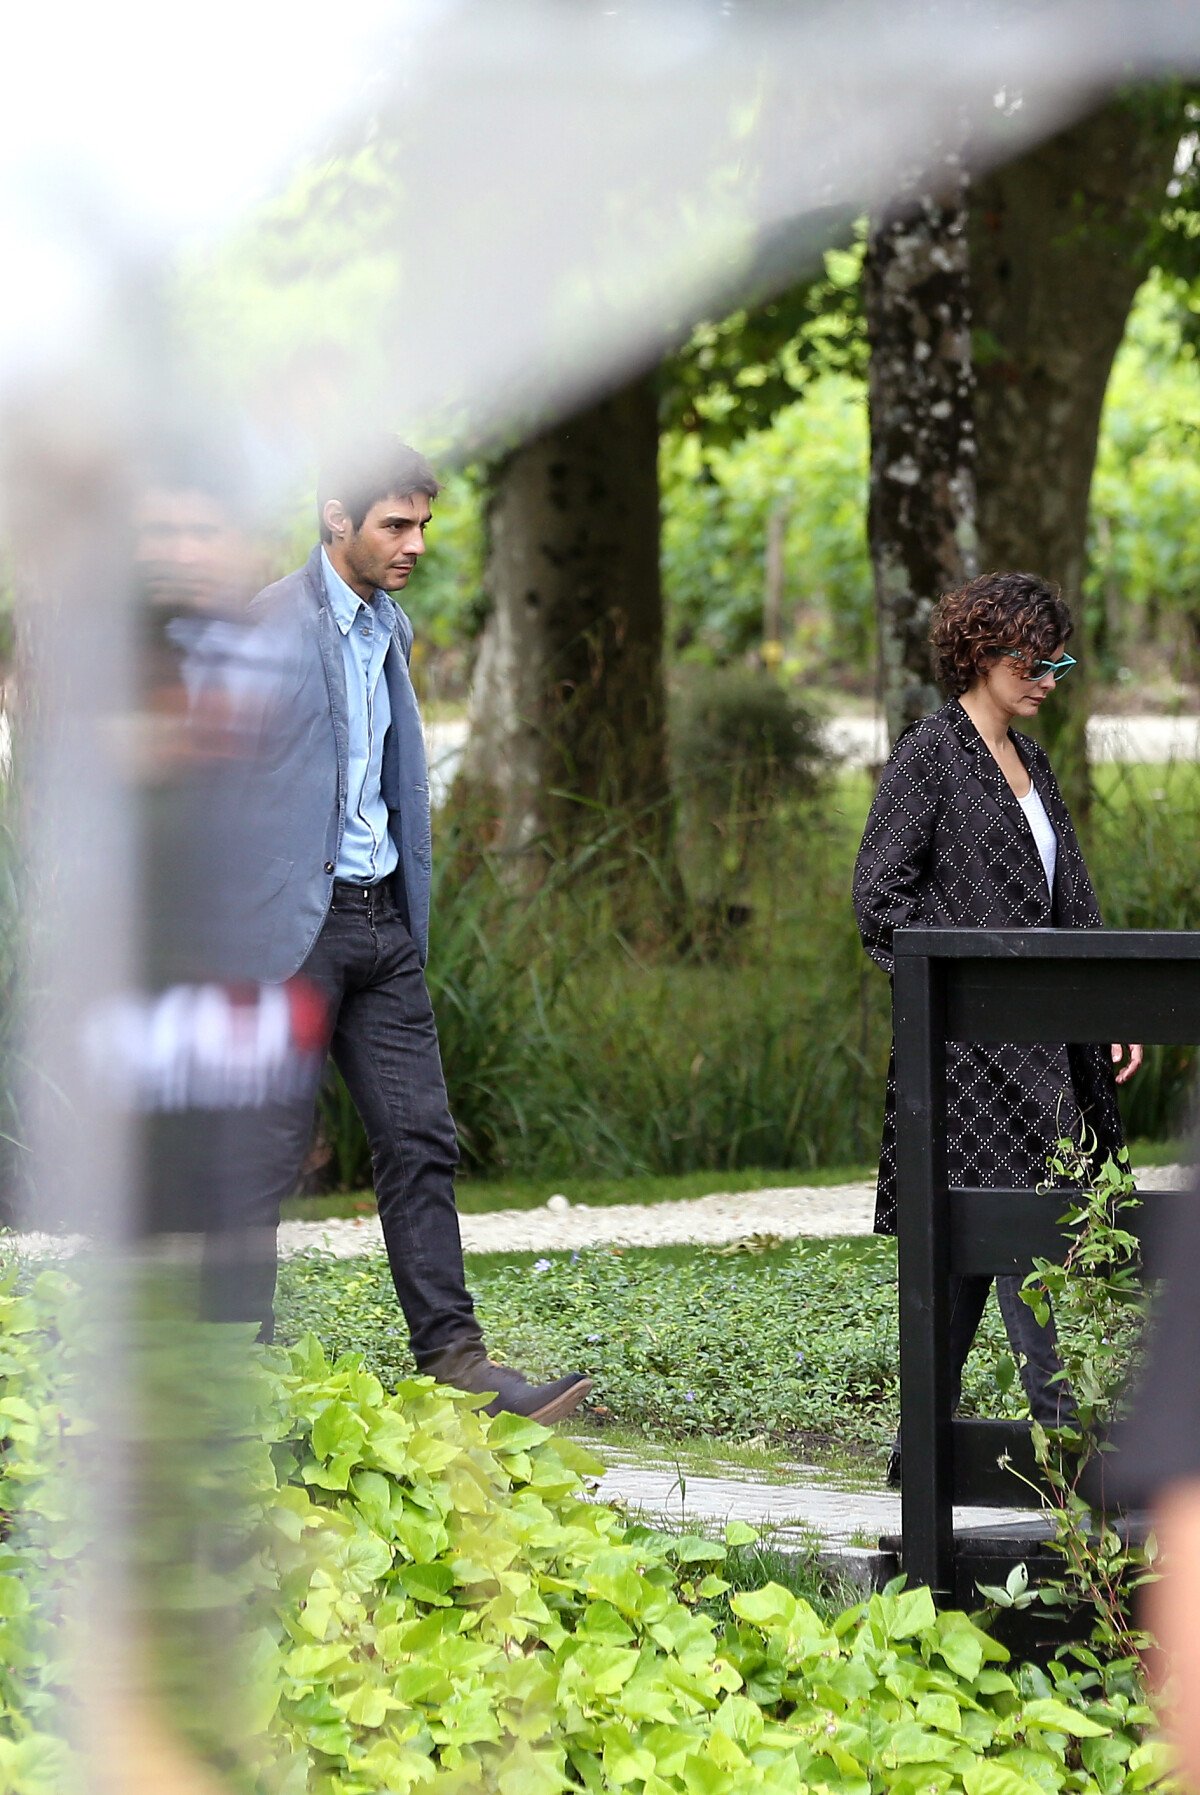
[0,1261,1172,1794]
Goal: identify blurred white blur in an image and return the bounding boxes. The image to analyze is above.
[1,0,1197,447]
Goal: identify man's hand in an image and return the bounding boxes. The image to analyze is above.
[1111,1043,1144,1086]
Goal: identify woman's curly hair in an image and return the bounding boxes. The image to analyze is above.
[930,571,1073,698]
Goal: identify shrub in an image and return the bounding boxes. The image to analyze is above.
[1083,761,1200,1141]
[671,668,830,917]
[0,1260,1171,1793]
[671,668,827,817]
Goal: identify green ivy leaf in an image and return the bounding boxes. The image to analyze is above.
[1021,1697,1111,1738]
[963,1762,1047,1795]
[728,1582,797,1630]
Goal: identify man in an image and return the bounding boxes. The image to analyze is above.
[211,436,590,1423]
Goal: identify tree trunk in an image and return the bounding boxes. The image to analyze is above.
[865,154,978,748]
[456,375,674,873]
[970,100,1180,817]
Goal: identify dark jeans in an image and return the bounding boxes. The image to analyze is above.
[203,881,480,1364]
[949,1273,1076,1427]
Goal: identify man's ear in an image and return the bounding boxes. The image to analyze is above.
[322,499,350,541]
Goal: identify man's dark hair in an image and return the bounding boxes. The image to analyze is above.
[316,436,440,541]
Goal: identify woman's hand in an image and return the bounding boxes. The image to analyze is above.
[1111,1043,1144,1085]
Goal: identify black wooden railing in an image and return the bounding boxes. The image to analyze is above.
[892,928,1200,1598]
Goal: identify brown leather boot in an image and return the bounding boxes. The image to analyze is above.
[421,1338,592,1424]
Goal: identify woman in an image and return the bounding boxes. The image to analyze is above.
[853,571,1141,1468]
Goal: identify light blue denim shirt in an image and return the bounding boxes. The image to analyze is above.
[321,549,400,883]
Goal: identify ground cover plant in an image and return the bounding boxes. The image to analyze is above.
[0,1260,1174,1795]
[276,1240,1033,1456]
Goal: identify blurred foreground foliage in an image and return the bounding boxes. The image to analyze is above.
[0,1261,1172,1794]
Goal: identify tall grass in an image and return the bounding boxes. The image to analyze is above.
[318,756,1199,1188]
[319,778,886,1185]
[1081,759,1200,1140]
[0,749,1186,1201]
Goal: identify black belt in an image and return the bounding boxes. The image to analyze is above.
[331,877,394,908]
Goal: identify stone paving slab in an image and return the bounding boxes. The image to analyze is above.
[587,1450,1032,1555]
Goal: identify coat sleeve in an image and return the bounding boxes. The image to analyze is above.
[852,726,942,976]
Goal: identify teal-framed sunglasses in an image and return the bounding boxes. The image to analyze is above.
[999,648,1077,683]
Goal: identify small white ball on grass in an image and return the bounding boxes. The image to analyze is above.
[546,1193,570,1212]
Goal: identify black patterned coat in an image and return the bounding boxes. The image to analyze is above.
[853,699,1124,1235]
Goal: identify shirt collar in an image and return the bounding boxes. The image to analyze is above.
[321,547,395,638]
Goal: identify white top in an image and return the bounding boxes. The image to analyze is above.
[1017,784,1058,896]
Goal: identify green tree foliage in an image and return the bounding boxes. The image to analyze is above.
[1088,278,1200,675]
[1133,91,1200,335]
[661,244,864,451]
[369,267,1200,705]
[404,470,487,656]
[660,374,870,678]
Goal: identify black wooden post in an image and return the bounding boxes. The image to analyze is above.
[894,943,955,1596]
[888,929,1200,1602]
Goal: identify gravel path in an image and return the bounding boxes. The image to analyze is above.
[7,1165,1190,1261]
[277,1182,878,1258]
[273,1161,1192,1259]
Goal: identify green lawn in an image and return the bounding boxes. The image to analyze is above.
[275,1234,1048,1462]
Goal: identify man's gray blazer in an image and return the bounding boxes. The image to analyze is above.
[234,544,433,983]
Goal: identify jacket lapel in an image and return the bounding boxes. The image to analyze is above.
[308,548,350,811]
[382,633,428,790]
[948,701,1025,823]
[947,701,1050,887]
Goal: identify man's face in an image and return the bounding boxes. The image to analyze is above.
[327,490,431,597]
[133,487,247,613]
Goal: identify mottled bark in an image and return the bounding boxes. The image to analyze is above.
[865,157,977,749]
[970,101,1180,816]
[456,375,673,869]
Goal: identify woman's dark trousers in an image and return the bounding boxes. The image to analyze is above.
[948,1273,1076,1426]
